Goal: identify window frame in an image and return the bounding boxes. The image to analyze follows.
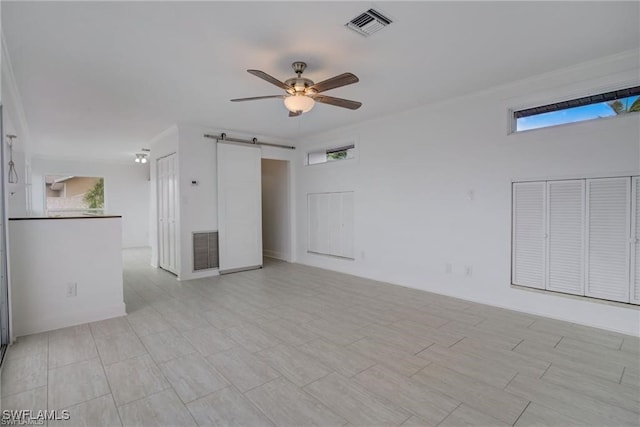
[43,175,106,217]
[509,84,640,134]
[305,141,357,166]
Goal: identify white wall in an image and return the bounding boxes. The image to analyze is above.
[177,125,218,280]
[148,124,220,280]
[148,124,297,280]
[4,149,28,219]
[30,157,150,248]
[8,217,125,337]
[1,15,5,402]
[3,37,35,353]
[2,59,32,219]
[262,158,290,261]
[295,51,640,336]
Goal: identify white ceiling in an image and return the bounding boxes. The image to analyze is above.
[3,1,639,161]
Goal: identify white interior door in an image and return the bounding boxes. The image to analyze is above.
[157,153,178,274]
[217,142,262,273]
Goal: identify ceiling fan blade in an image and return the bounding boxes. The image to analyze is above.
[289,110,302,117]
[230,95,285,102]
[309,73,359,93]
[247,70,291,91]
[312,95,362,110]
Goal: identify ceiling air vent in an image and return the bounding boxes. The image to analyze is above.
[346,9,392,37]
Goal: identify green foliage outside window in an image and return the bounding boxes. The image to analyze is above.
[83,178,104,209]
[608,98,640,115]
[327,151,348,161]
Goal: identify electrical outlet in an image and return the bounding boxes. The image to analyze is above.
[66,282,77,297]
[464,266,473,277]
[445,263,452,274]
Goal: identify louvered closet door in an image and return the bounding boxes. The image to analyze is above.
[512,182,546,289]
[585,177,631,302]
[631,177,640,304]
[546,180,585,295]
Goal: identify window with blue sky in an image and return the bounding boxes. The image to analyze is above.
[514,87,640,132]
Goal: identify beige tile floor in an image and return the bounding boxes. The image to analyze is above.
[2,248,639,426]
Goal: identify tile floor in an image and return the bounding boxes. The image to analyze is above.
[1,248,639,426]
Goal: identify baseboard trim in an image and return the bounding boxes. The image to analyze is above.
[13,303,126,338]
[179,269,220,281]
[263,249,288,261]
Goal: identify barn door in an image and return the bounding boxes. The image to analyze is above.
[217,142,262,273]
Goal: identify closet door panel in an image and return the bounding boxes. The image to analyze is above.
[546,180,585,295]
[631,177,640,304]
[585,177,630,302]
[512,182,546,289]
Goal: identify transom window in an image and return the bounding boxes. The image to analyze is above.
[307,144,355,165]
[513,86,640,132]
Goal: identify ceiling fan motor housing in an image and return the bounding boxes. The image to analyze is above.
[284,77,315,94]
[285,61,316,94]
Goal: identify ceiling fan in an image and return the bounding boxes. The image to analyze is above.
[231,61,362,117]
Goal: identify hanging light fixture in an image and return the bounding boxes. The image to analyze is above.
[134,153,148,164]
[6,134,18,184]
[284,94,315,114]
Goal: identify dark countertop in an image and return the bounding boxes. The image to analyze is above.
[9,215,122,221]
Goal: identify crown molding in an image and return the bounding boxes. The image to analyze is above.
[30,153,145,167]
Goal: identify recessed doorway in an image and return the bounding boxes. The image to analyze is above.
[261,159,291,261]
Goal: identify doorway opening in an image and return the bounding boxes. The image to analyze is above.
[261,159,291,262]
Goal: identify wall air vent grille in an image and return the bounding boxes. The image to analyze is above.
[346,9,392,37]
[193,231,219,271]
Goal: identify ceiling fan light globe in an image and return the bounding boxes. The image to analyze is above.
[141,157,147,164]
[284,95,315,113]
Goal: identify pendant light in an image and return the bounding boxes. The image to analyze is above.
[6,134,18,184]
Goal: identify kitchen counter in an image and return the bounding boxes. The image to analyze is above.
[9,215,122,220]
